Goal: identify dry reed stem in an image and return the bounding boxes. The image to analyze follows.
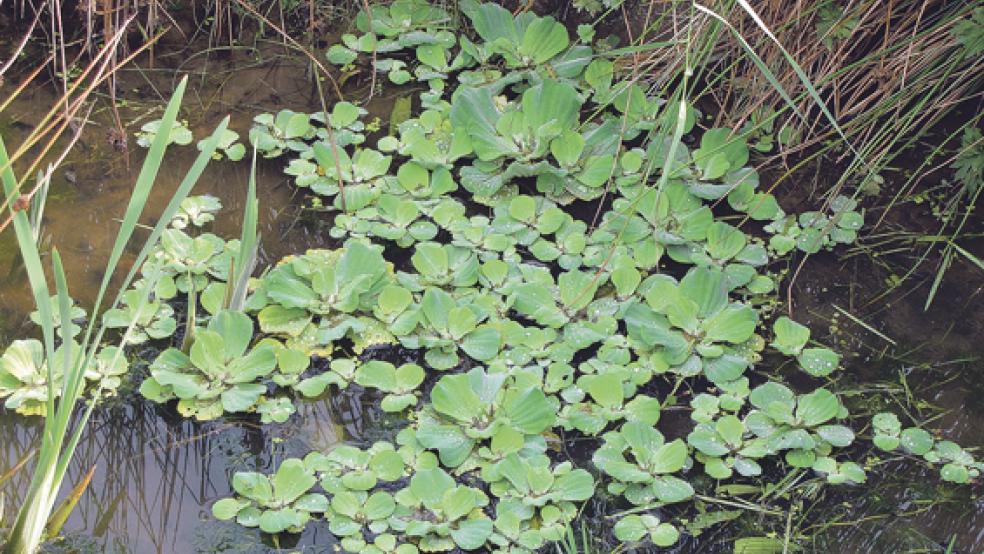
[0,20,164,232]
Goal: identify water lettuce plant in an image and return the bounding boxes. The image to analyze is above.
[765,195,864,255]
[139,310,277,420]
[0,340,62,416]
[326,0,452,65]
[197,130,245,161]
[771,316,841,377]
[171,195,223,229]
[742,383,859,478]
[687,414,769,479]
[306,442,408,494]
[613,514,681,548]
[293,358,360,396]
[386,104,473,169]
[211,458,327,534]
[324,490,399,548]
[415,368,555,469]
[558,372,662,436]
[391,287,502,369]
[482,452,594,546]
[29,296,86,339]
[135,118,193,148]
[623,266,758,380]
[144,228,236,294]
[393,467,492,551]
[249,110,315,158]
[252,241,393,353]
[450,80,625,203]
[101,288,177,345]
[592,422,693,509]
[354,361,425,412]
[461,1,570,69]
[871,412,984,483]
[331,193,439,248]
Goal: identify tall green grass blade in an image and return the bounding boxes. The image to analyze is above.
[181,281,197,354]
[2,78,228,554]
[692,3,804,121]
[924,247,953,311]
[49,122,227,507]
[735,0,825,118]
[226,145,259,312]
[0,134,54,385]
[952,242,984,272]
[49,121,229,519]
[100,116,230,328]
[49,276,166,526]
[0,132,60,554]
[230,244,258,312]
[75,76,188,359]
[52,249,73,401]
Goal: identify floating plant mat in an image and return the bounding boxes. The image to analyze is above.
[2,0,982,552]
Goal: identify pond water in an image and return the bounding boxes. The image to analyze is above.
[0,33,982,554]
[780,254,984,552]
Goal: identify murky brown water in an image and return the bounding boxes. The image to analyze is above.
[0,33,982,554]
